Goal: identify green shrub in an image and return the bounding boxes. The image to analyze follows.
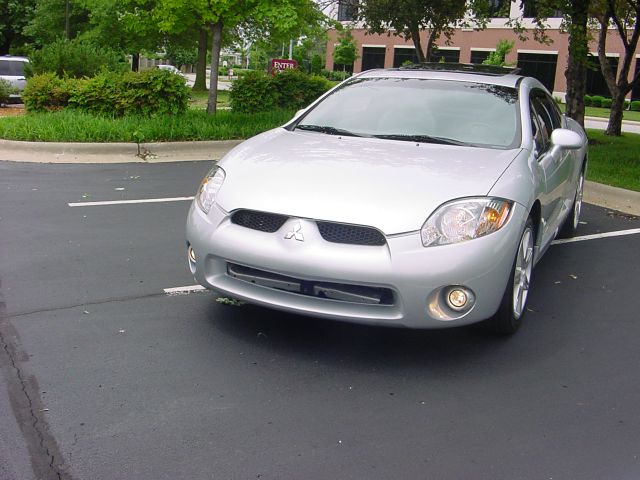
[311,54,323,75]
[25,69,189,116]
[584,95,593,107]
[630,101,640,112]
[26,38,128,78]
[229,70,279,113]
[601,98,613,108]
[0,79,17,105]
[117,68,190,116]
[272,69,332,109]
[591,95,606,108]
[624,100,631,109]
[22,73,74,112]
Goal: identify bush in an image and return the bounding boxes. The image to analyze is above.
[0,79,17,106]
[229,70,279,113]
[601,98,613,108]
[591,95,606,108]
[24,69,189,116]
[26,38,128,78]
[630,101,640,112]
[272,69,332,110]
[584,95,593,107]
[22,73,74,112]
[624,100,630,109]
[311,54,323,75]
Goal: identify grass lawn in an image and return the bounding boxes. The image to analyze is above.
[189,90,230,110]
[586,129,640,192]
[558,103,640,122]
[0,108,294,142]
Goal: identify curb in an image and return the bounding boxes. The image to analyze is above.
[584,180,640,217]
[0,139,243,164]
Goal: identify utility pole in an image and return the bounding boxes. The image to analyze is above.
[65,0,70,39]
[288,39,293,60]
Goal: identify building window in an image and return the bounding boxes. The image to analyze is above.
[586,55,618,97]
[337,0,358,21]
[361,47,386,71]
[632,60,640,100]
[470,50,493,64]
[488,0,509,18]
[429,49,460,63]
[517,52,558,92]
[522,0,536,17]
[393,48,419,68]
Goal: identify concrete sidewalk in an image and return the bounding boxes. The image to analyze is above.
[1,137,639,217]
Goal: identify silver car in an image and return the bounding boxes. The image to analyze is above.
[186,65,587,334]
[0,56,29,93]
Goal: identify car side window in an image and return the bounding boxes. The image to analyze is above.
[530,99,549,154]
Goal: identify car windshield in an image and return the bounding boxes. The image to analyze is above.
[294,77,520,149]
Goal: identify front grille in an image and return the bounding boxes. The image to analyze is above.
[231,210,288,233]
[228,263,395,305]
[317,221,386,246]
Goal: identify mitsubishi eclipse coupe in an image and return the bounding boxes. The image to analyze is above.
[186,64,587,334]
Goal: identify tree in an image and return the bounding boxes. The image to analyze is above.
[154,0,324,114]
[357,0,489,63]
[593,0,640,135]
[332,28,357,71]
[513,0,593,127]
[482,39,514,66]
[24,0,91,45]
[0,0,36,54]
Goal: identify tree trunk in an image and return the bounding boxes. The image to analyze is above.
[410,27,426,63]
[606,92,626,136]
[564,1,590,127]
[131,53,140,72]
[193,28,208,92]
[207,21,223,115]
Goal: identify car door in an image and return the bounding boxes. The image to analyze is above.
[530,90,572,241]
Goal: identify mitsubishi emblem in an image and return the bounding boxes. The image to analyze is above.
[285,222,304,242]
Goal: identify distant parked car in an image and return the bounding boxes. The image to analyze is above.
[0,56,29,97]
[186,63,588,334]
[156,64,182,75]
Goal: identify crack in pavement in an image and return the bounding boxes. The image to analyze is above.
[0,284,74,480]
[5,291,170,320]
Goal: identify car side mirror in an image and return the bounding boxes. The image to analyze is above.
[550,128,583,150]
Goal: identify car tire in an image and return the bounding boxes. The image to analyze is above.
[485,217,535,335]
[557,166,585,239]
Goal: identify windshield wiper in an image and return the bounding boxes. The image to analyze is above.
[373,134,472,146]
[295,124,369,137]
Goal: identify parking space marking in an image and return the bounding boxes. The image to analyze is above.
[163,285,207,295]
[68,196,194,207]
[552,227,640,245]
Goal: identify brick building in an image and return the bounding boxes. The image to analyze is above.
[325,1,640,100]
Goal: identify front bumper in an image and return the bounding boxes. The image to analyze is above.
[185,202,528,329]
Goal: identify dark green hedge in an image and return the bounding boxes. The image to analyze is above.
[23,69,189,116]
[230,69,332,113]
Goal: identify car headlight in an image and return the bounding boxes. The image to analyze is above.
[421,198,513,247]
[196,166,225,214]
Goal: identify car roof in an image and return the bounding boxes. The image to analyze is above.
[0,55,29,62]
[356,64,524,89]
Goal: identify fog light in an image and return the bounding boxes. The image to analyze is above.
[188,246,196,262]
[448,289,468,309]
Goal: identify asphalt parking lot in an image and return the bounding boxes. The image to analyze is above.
[1,160,640,480]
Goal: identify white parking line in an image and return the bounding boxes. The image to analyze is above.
[551,227,640,245]
[68,196,194,207]
[163,285,207,295]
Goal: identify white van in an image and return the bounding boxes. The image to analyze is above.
[0,56,29,92]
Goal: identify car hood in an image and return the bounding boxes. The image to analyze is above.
[215,128,521,234]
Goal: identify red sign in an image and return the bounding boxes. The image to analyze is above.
[270,58,298,74]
